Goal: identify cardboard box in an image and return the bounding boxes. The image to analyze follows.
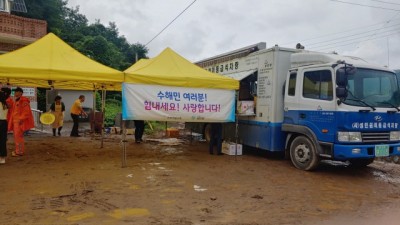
[237,101,255,115]
[166,128,179,138]
[126,128,134,135]
[111,127,121,134]
[222,142,242,155]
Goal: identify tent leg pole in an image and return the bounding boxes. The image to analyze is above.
[235,91,239,161]
[101,90,106,148]
[122,120,127,168]
[92,89,96,138]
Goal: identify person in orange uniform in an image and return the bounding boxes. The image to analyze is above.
[70,95,87,137]
[8,87,34,157]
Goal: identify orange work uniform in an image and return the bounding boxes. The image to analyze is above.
[8,96,34,155]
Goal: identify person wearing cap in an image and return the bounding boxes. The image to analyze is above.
[8,87,34,157]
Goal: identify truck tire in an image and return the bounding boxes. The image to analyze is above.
[349,158,374,167]
[289,135,320,171]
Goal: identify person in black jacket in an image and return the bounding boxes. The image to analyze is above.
[134,120,145,143]
[209,123,223,155]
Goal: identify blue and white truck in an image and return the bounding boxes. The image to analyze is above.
[189,43,400,170]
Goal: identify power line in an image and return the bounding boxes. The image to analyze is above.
[369,0,400,6]
[145,0,197,47]
[312,32,399,51]
[282,9,400,52]
[309,28,399,49]
[329,0,400,11]
[354,11,400,48]
[281,19,397,46]
[305,23,400,47]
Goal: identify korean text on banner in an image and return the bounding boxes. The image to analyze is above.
[122,83,236,122]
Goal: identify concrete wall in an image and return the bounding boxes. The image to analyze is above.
[49,90,94,122]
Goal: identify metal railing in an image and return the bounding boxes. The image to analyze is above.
[31,109,43,131]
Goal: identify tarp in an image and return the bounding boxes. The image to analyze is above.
[124,47,239,90]
[225,69,258,81]
[0,33,124,90]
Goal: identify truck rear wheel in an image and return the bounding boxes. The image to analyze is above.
[290,136,320,171]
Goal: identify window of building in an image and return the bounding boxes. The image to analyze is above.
[0,0,6,10]
[303,70,333,100]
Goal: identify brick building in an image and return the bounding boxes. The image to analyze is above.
[0,0,47,53]
[0,0,47,111]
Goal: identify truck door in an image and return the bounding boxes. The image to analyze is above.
[285,68,336,143]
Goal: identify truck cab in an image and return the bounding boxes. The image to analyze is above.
[283,53,400,170]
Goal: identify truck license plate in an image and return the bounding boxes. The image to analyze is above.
[375,145,389,157]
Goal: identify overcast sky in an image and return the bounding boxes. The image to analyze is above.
[67,0,400,70]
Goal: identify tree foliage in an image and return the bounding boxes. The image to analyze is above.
[15,0,148,71]
[17,0,147,118]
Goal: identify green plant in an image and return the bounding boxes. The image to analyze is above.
[144,121,166,135]
[104,99,121,127]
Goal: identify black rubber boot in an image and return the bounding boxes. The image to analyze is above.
[58,127,62,136]
[52,128,56,136]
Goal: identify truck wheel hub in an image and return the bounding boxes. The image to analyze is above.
[294,144,310,163]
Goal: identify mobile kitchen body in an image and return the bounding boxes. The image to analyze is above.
[189,43,400,170]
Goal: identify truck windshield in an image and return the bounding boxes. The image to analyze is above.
[343,68,400,108]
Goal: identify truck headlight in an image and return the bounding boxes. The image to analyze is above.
[338,132,362,142]
[390,131,400,141]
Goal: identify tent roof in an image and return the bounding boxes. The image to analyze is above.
[0,33,123,90]
[124,48,239,90]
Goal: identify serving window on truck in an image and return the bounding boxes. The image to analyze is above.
[237,71,258,115]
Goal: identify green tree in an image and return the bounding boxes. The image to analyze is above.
[15,0,67,34]
[14,0,150,123]
[15,0,148,70]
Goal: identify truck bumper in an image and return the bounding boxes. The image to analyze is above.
[333,143,400,160]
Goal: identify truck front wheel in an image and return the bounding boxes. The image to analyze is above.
[290,136,320,171]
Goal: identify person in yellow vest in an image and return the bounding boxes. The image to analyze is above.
[49,95,65,136]
[70,95,87,137]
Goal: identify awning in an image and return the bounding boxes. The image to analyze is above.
[224,69,257,81]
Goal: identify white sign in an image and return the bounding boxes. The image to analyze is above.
[122,83,236,122]
[10,87,35,97]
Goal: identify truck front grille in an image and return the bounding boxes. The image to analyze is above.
[361,132,390,143]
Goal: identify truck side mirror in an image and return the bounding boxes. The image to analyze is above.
[336,68,348,87]
[336,87,348,99]
[345,66,357,75]
[336,65,356,87]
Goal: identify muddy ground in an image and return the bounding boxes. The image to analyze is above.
[1,122,400,225]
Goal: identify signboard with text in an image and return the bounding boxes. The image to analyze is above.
[122,83,236,122]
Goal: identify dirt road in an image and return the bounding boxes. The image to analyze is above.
[1,123,400,225]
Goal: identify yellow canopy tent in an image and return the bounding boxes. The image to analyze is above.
[121,48,239,167]
[0,33,123,90]
[0,32,125,149]
[124,47,239,90]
